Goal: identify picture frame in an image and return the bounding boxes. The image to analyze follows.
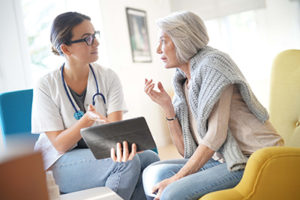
[126,7,152,63]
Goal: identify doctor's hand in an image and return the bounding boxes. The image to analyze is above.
[110,141,137,162]
[144,79,174,114]
[86,104,109,123]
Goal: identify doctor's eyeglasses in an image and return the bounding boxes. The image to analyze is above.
[70,31,100,46]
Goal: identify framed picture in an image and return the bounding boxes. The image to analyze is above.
[126,7,152,63]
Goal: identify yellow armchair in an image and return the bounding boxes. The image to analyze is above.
[200,49,300,200]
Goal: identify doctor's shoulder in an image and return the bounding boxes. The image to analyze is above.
[91,63,120,82]
[33,68,61,95]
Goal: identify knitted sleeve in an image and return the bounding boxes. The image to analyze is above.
[189,59,232,137]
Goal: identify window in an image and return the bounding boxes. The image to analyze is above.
[205,10,271,106]
[21,0,103,85]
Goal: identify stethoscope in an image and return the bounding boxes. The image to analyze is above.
[61,63,106,120]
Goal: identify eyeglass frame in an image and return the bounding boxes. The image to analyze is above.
[69,31,100,46]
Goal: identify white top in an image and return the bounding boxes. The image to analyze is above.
[31,63,127,170]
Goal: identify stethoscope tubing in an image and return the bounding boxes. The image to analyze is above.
[61,63,106,119]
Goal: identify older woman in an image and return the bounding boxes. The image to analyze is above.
[143,11,284,200]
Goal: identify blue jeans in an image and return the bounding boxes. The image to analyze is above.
[143,159,244,200]
[51,149,159,200]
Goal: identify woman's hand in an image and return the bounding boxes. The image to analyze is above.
[151,145,214,199]
[152,176,178,200]
[144,79,173,114]
[85,104,109,123]
[110,141,137,162]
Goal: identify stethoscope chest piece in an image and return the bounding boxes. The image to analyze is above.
[74,110,84,120]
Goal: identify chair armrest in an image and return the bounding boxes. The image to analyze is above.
[200,146,300,200]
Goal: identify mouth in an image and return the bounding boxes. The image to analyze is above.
[91,48,98,54]
[161,57,167,62]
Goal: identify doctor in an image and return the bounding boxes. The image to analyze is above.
[31,12,159,200]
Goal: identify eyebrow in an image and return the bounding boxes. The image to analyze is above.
[81,30,96,38]
[80,32,93,38]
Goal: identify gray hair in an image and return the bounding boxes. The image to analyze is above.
[157,11,209,63]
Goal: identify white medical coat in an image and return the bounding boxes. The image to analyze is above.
[31,63,127,169]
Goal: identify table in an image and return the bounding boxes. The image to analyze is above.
[60,187,123,200]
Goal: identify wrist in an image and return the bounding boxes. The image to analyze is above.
[163,105,175,119]
[172,173,181,181]
[166,115,176,121]
[81,113,94,127]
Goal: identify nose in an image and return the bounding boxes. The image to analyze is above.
[93,38,100,47]
[156,42,162,54]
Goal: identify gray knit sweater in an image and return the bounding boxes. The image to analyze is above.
[173,46,269,171]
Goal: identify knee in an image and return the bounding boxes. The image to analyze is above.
[160,182,183,200]
[145,150,160,163]
[143,163,164,183]
[139,150,160,169]
[142,163,168,196]
[122,154,141,172]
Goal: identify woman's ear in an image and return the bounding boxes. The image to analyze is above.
[60,44,71,56]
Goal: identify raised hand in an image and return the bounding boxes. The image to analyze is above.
[144,79,172,110]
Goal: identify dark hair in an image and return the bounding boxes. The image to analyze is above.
[50,12,91,56]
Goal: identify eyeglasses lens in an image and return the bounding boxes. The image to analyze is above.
[86,32,100,46]
[86,35,94,46]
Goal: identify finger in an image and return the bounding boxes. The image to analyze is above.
[144,82,155,93]
[144,79,153,87]
[122,141,129,162]
[146,79,153,85]
[110,148,117,162]
[116,143,122,162]
[128,143,137,160]
[98,115,109,123]
[154,189,162,200]
[145,83,155,94]
[152,183,159,194]
[152,186,159,200]
[147,86,160,101]
[157,82,165,92]
[87,111,100,120]
[88,104,95,111]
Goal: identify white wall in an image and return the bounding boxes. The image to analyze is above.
[170,0,266,20]
[98,0,174,146]
[0,0,32,93]
[248,0,300,107]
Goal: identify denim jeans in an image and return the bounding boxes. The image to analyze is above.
[143,159,244,200]
[51,149,159,200]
